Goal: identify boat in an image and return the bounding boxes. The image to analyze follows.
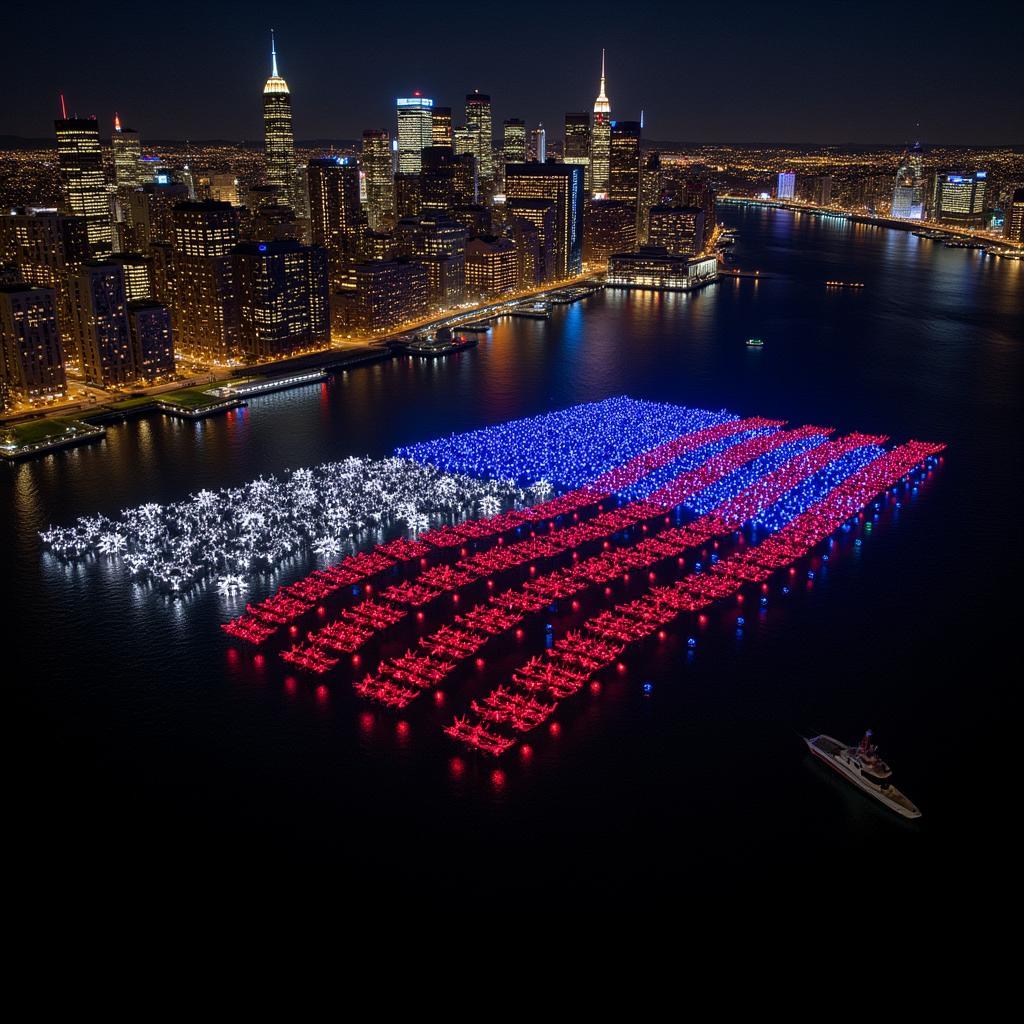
[388,328,478,358]
[746,338,764,348]
[508,302,551,319]
[804,731,921,819]
[459,321,494,332]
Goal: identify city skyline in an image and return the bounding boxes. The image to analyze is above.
[6,1,1023,145]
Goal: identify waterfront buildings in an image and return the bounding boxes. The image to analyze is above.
[584,199,636,265]
[1006,188,1024,242]
[126,300,175,381]
[68,262,136,385]
[397,95,434,174]
[590,50,612,197]
[0,284,66,404]
[465,236,517,298]
[606,247,718,290]
[891,143,925,219]
[234,240,329,359]
[171,201,241,362]
[349,259,428,332]
[929,170,988,228]
[506,200,556,281]
[55,116,112,255]
[263,34,297,210]
[504,162,584,278]
[776,171,796,200]
[647,205,705,256]
[362,130,396,231]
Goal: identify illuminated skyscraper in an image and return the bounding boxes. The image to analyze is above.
[930,171,988,228]
[503,119,527,166]
[530,124,547,163]
[564,113,591,194]
[584,199,636,265]
[362,130,396,231]
[647,206,704,255]
[609,120,641,208]
[171,201,241,362]
[432,107,453,148]
[637,152,662,243]
[1005,188,1024,242]
[397,95,434,174]
[891,143,924,219]
[505,162,584,278]
[465,92,494,197]
[55,115,112,255]
[112,114,144,248]
[126,300,175,381]
[454,126,481,203]
[263,32,297,209]
[776,171,796,200]
[307,157,366,290]
[234,240,329,359]
[590,50,612,197]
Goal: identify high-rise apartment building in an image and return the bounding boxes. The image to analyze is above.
[126,300,175,381]
[397,95,434,174]
[234,240,329,359]
[465,236,517,298]
[504,163,584,278]
[647,206,705,256]
[0,284,66,405]
[584,199,637,264]
[432,107,453,148]
[930,171,988,228]
[891,143,924,219]
[171,201,241,362]
[776,171,796,200]
[362,130,396,231]
[127,182,191,252]
[506,200,556,282]
[637,152,662,244]
[307,157,366,290]
[68,262,136,385]
[609,120,641,209]
[1005,188,1024,242]
[55,116,112,255]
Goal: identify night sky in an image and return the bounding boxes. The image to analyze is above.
[7,0,1023,144]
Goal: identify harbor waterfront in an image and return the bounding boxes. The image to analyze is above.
[6,204,1020,893]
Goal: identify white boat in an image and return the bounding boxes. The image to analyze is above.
[804,731,921,819]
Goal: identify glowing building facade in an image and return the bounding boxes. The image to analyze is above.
[55,116,112,255]
[930,171,988,228]
[0,284,66,404]
[503,119,527,166]
[263,34,297,209]
[777,171,796,200]
[564,113,591,194]
[465,92,494,196]
[362,130,396,231]
[307,157,366,290]
[397,96,434,174]
[891,143,924,219]
[504,162,584,278]
[590,50,611,198]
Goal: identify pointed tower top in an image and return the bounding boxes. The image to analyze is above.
[264,29,289,93]
[114,112,122,133]
[271,29,278,77]
[594,49,610,114]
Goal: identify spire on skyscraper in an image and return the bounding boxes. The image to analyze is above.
[594,49,610,113]
[264,30,288,94]
[271,29,278,78]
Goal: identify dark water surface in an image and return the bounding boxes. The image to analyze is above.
[7,206,1021,902]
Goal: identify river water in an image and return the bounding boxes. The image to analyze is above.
[6,204,1020,901]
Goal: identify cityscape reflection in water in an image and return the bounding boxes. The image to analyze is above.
[6,205,1020,891]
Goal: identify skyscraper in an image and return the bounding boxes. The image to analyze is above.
[503,119,527,166]
[55,115,112,255]
[930,171,988,228]
[1005,188,1024,243]
[307,157,366,290]
[432,107,453,149]
[112,114,144,195]
[126,300,175,381]
[234,240,329,359]
[397,95,434,174]
[637,152,662,244]
[647,206,705,255]
[465,92,494,197]
[504,163,584,278]
[362,130,396,231]
[590,50,612,198]
[564,113,591,194]
[530,124,547,163]
[171,201,241,362]
[609,120,641,209]
[891,142,924,220]
[777,172,796,200]
[263,33,297,210]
